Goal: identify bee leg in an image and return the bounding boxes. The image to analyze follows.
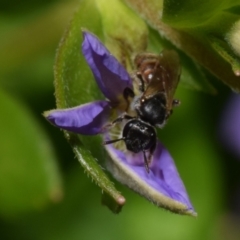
[165,109,173,120]
[142,150,150,173]
[172,99,181,107]
[123,87,135,111]
[123,87,135,99]
[164,99,181,120]
[136,72,145,92]
[148,142,156,163]
[143,142,156,173]
[113,113,134,123]
[100,113,134,133]
[164,99,180,120]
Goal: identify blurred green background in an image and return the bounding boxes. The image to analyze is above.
[1,0,240,239]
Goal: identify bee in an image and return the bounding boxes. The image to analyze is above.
[104,50,181,173]
[103,114,157,173]
[132,49,181,127]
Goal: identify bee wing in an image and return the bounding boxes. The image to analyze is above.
[143,50,181,109]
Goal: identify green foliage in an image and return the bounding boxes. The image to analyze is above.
[148,27,216,93]
[0,88,62,219]
[54,0,126,212]
[96,0,148,70]
[0,0,240,239]
[125,0,240,91]
[53,0,150,212]
[163,0,226,28]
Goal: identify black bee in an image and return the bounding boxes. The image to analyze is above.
[103,114,157,173]
[132,50,181,127]
[104,50,181,173]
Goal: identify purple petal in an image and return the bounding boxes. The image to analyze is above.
[105,140,196,216]
[44,101,111,135]
[219,94,240,157]
[82,30,132,103]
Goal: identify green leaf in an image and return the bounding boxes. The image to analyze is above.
[162,0,240,87]
[0,1,79,96]
[227,19,240,74]
[124,0,240,91]
[162,0,240,28]
[148,27,216,93]
[0,88,62,219]
[162,0,226,28]
[209,35,240,75]
[54,0,125,212]
[192,11,240,75]
[96,0,148,70]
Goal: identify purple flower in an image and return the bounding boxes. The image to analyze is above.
[44,30,196,216]
[219,94,240,158]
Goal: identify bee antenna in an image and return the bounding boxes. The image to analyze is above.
[103,138,124,145]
